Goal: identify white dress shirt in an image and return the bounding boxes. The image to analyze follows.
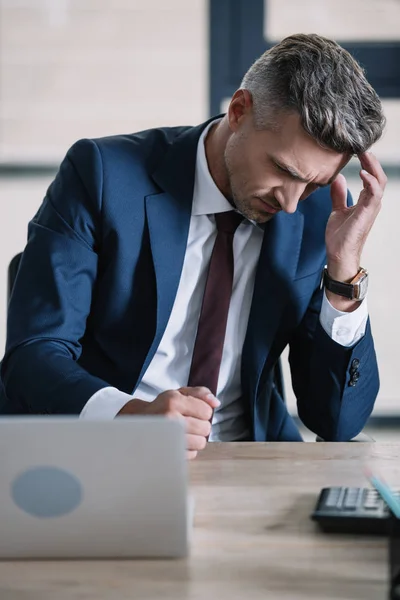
[80,120,368,440]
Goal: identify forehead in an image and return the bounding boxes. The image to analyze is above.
[255,112,348,180]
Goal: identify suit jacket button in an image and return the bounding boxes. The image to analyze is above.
[351,358,360,370]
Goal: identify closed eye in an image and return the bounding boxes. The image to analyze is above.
[274,163,329,189]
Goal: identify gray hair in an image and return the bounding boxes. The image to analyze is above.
[240,33,385,154]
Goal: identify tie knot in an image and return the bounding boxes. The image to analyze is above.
[215,211,243,234]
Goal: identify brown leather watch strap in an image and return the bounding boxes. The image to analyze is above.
[323,267,368,301]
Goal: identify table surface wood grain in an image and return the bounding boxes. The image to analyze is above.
[2,442,400,600]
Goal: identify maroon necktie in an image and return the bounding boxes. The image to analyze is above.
[187,211,243,395]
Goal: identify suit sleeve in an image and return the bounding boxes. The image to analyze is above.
[288,282,379,440]
[287,190,379,441]
[0,139,111,414]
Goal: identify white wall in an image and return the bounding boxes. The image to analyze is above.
[266,0,400,42]
[0,0,208,162]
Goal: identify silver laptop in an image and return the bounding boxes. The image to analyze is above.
[0,417,189,559]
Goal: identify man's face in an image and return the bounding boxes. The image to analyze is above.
[224,109,349,223]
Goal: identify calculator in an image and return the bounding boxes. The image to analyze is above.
[311,486,400,535]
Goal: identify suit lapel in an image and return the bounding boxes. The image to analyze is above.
[242,209,304,401]
[137,119,217,380]
[145,191,191,348]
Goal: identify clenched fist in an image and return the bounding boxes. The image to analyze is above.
[117,386,220,459]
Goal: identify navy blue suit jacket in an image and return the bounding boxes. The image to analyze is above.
[0,117,379,440]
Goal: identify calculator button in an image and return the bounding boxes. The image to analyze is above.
[343,488,362,510]
[363,490,382,509]
[324,487,343,508]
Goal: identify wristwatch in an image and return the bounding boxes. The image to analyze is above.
[322,266,369,301]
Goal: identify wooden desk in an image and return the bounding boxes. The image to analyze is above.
[1,442,399,600]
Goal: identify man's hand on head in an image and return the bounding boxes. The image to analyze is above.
[117,386,220,460]
[325,152,387,311]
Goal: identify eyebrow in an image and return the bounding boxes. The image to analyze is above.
[271,158,335,187]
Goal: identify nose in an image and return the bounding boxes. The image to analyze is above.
[276,182,308,214]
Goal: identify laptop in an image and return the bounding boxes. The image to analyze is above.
[0,417,189,559]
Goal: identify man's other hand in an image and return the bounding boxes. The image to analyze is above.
[117,386,220,460]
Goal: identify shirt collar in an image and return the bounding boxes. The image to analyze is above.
[192,118,234,217]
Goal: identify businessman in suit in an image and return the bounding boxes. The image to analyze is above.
[0,34,386,457]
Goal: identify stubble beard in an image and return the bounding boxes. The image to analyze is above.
[224,148,274,224]
[227,172,273,224]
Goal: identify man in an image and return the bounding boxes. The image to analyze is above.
[0,34,386,457]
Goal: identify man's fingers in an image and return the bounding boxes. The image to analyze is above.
[186,450,198,461]
[358,152,386,211]
[179,396,214,421]
[178,386,220,408]
[184,416,212,437]
[330,173,348,212]
[359,152,387,189]
[359,169,383,210]
[186,433,207,452]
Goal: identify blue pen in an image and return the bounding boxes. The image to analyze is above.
[366,470,400,519]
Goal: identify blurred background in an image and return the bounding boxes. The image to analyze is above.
[0,0,399,438]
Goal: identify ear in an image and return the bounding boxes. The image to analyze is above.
[227,89,254,132]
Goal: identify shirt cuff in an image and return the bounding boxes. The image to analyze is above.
[79,387,133,420]
[319,290,369,347]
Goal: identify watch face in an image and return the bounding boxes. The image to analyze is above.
[356,274,368,300]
